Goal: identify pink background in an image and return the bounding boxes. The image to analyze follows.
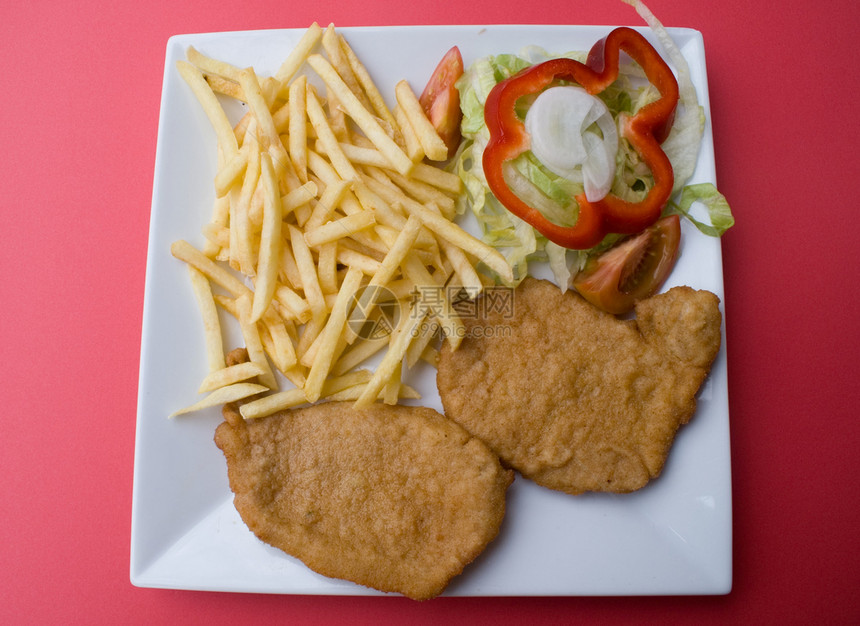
[3,0,858,623]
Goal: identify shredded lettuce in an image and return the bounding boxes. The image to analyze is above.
[455,1,733,289]
[668,183,735,237]
[623,0,705,194]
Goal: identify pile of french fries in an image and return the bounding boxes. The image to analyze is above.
[170,23,512,419]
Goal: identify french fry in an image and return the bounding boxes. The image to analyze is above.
[305,150,365,216]
[275,284,312,324]
[238,67,282,154]
[170,382,268,418]
[260,76,283,109]
[324,84,350,141]
[382,356,402,405]
[234,111,253,146]
[282,365,307,390]
[176,60,239,159]
[336,247,383,275]
[299,322,348,369]
[198,361,266,393]
[367,214,422,288]
[351,181,409,231]
[281,180,318,215]
[288,75,309,182]
[401,254,464,350]
[272,100,290,133]
[393,103,425,162]
[186,266,226,373]
[406,318,439,368]
[305,85,360,182]
[230,135,260,275]
[214,141,250,197]
[173,24,516,420]
[304,211,376,248]
[275,22,323,84]
[202,222,229,250]
[203,73,244,100]
[339,33,399,132]
[306,54,413,176]
[212,293,238,318]
[252,184,278,226]
[394,80,449,161]
[261,306,298,372]
[403,201,513,283]
[424,203,483,294]
[353,300,427,408]
[334,141,389,169]
[240,369,372,420]
[236,294,278,390]
[411,162,462,195]
[304,178,351,231]
[171,240,250,298]
[383,168,456,218]
[303,266,364,402]
[239,387,306,420]
[316,241,338,294]
[384,278,419,301]
[324,381,420,403]
[321,24,372,111]
[203,195,231,259]
[250,152,283,322]
[295,313,325,361]
[331,334,389,376]
[186,46,244,83]
[346,144,460,196]
[278,241,304,290]
[419,344,439,367]
[288,224,327,322]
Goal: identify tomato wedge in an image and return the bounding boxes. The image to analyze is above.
[419,46,464,159]
[572,215,681,315]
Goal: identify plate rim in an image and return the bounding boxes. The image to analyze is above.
[131,23,731,597]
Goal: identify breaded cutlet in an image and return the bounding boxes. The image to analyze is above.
[437,277,722,495]
[214,401,513,600]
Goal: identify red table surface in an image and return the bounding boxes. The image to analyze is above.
[3,0,858,623]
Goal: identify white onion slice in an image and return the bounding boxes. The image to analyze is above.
[524,86,618,202]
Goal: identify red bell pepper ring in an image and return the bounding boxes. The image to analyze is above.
[482,27,680,250]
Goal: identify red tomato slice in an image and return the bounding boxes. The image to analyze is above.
[572,215,681,315]
[419,46,464,159]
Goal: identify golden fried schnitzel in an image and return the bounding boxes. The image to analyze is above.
[437,277,722,495]
[214,401,513,600]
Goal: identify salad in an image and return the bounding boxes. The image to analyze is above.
[425,0,734,313]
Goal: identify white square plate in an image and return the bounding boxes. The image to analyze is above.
[132,24,731,596]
